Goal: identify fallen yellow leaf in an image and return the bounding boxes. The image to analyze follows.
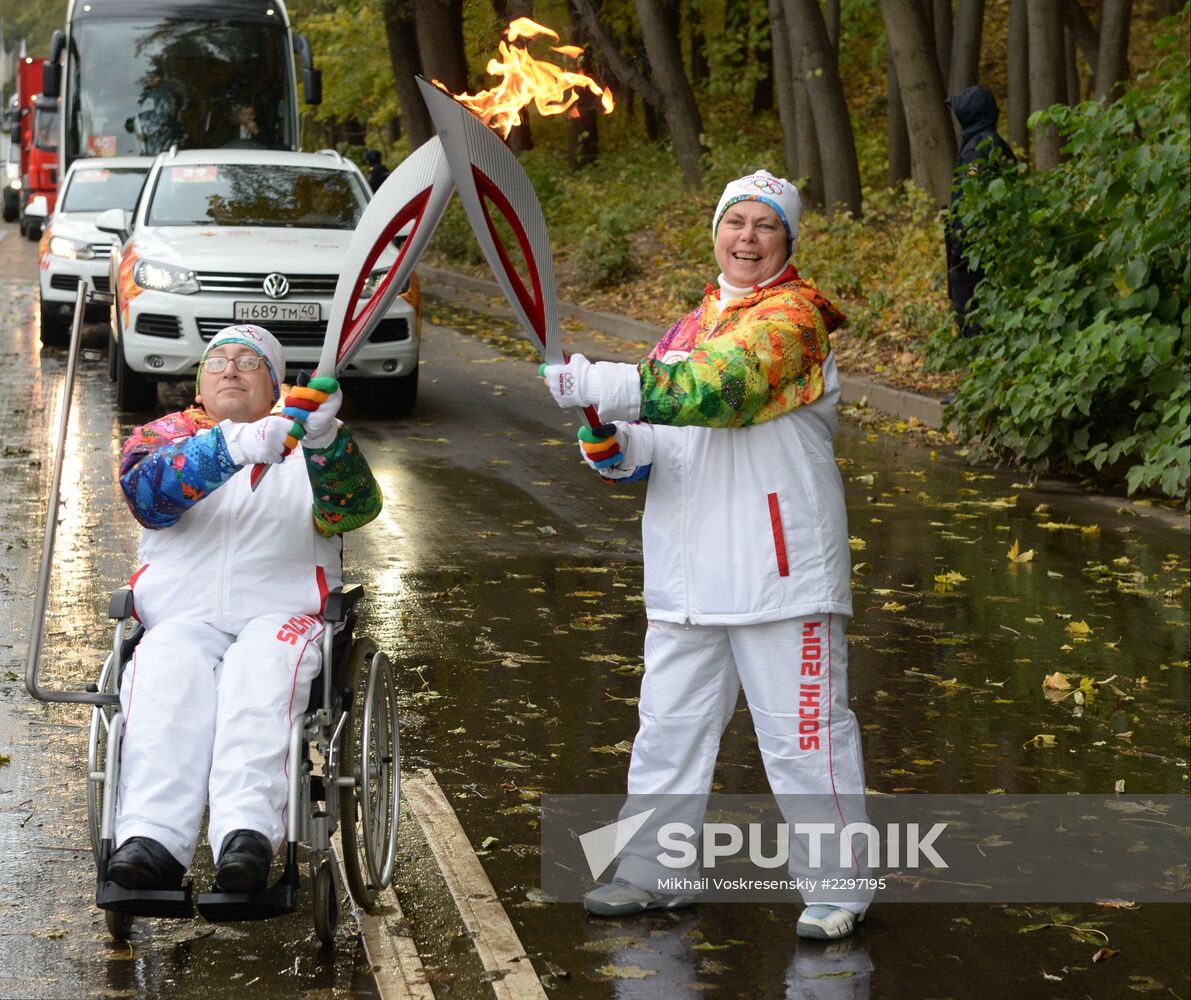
[1008,539,1036,563]
[1066,620,1093,635]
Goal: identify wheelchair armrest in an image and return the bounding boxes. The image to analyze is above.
[108,586,135,620]
[323,583,365,624]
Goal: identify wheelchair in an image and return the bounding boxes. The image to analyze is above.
[86,584,401,944]
[27,283,401,945]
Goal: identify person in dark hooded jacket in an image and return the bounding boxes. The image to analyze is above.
[944,85,1016,338]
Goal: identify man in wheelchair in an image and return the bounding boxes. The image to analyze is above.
[106,324,382,895]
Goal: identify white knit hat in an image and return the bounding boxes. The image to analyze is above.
[713,169,801,252]
[197,324,286,401]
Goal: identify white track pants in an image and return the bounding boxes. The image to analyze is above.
[114,613,324,868]
[614,614,870,912]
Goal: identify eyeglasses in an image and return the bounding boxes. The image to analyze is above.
[202,354,263,374]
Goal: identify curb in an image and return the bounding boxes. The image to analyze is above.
[420,265,948,429]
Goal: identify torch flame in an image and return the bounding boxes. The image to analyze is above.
[441,17,615,139]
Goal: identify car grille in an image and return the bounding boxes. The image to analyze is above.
[49,273,111,293]
[193,271,340,295]
[135,313,183,338]
[197,317,410,346]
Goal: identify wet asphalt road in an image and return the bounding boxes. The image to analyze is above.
[1,224,1189,999]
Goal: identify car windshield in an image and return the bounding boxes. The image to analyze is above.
[62,168,148,212]
[34,102,58,152]
[146,164,368,228]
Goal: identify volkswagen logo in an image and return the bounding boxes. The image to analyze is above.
[262,273,290,299]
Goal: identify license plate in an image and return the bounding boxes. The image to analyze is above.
[233,301,321,323]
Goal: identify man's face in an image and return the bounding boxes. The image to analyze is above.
[714,200,789,288]
[197,343,274,424]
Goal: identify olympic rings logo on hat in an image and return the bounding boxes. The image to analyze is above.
[235,325,265,341]
[742,175,783,195]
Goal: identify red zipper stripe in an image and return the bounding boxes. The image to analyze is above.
[767,492,789,577]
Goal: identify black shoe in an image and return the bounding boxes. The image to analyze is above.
[108,836,185,890]
[214,829,273,893]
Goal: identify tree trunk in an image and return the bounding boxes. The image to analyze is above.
[571,0,663,109]
[1007,0,1029,152]
[1063,0,1099,72]
[878,0,956,206]
[824,0,841,57]
[888,56,911,187]
[1064,21,1080,103]
[752,12,774,113]
[1093,0,1132,103]
[414,0,468,94]
[690,14,709,86]
[566,1,601,169]
[948,0,984,96]
[784,0,857,215]
[768,0,799,183]
[1027,0,1065,169]
[381,0,434,150]
[932,0,953,87]
[636,0,705,187]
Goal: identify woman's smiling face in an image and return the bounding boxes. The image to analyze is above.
[714,200,789,287]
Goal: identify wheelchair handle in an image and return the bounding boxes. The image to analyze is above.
[26,282,117,707]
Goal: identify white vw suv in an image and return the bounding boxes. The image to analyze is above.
[99,148,421,414]
[37,156,152,345]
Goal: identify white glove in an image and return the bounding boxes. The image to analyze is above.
[221,416,291,466]
[300,388,343,449]
[540,354,642,422]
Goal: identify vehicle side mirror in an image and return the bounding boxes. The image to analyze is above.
[43,31,65,98]
[95,207,130,241]
[303,68,322,106]
[24,199,48,220]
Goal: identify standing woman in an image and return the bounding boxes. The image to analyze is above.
[543,170,869,940]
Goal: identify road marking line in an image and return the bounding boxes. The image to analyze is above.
[403,770,547,1000]
[327,763,434,999]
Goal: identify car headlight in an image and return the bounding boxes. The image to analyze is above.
[359,268,411,299]
[133,259,199,295]
[49,235,94,260]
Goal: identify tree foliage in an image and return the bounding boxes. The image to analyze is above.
[936,19,1190,501]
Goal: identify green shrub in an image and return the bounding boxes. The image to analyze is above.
[933,16,1190,501]
[575,206,642,290]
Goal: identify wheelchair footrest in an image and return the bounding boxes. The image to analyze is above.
[195,876,298,922]
[98,881,194,918]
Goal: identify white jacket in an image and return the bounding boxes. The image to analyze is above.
[617,354,852,625]
[131,448,343,633]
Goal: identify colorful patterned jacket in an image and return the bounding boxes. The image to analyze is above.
[637,266,844,427]
[120,408,382,632]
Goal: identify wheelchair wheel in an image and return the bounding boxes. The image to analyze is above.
[339,638,400,911]
[105,907,133,941]
[87,655,120,861]
[312,859,339,946]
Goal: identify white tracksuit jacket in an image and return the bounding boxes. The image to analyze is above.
[616,354,852,625]
[131,449,343,632]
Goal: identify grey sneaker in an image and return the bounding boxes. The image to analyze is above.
[796,904,865,939]
[582,878,695,917]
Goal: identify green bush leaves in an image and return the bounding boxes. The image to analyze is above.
[934,18,1190,502]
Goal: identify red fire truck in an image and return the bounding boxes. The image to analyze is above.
[7,56,59,241]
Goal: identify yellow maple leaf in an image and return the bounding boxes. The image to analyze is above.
[1008,539,1036,563]
[1066,619,1093,635]
[881,601,907,612]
